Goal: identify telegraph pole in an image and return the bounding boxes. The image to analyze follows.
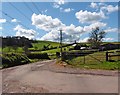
[60,29,63,60]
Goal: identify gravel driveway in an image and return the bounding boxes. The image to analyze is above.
[1,60,118,93]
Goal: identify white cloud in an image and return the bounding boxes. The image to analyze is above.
[32,13,107,43]
[40,24,84,42]
[78,37,89,42]
[11,19,18,22]
[31,13,63,31]
[0,27,3,30]
[101,5,118,13]
[40,30,81,43]
[40,22,107,43]
[90,2,98,8]
[98,2,105,6]
[83,22,107,32]
[32,14,107,42]
[53,3,60,8]
[57,0,65,5]
[79,37,114,43]
[103,38,114,42]
[75,10,106,24]
[63,8,74,13]
[64,24,84,34]
[36,20,106,42]
[104,27,118,33]
[41,9,48,14]
[53,0,65,8]
[45,9,48,13]
[0,19,6,23]
[14,25,37,39]
[89,3,118,15]
[40,30,60,41]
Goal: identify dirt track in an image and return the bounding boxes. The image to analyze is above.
[1,60,118,93]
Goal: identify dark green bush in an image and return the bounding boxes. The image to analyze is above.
[27,53,50,59]
[1,53,30,68]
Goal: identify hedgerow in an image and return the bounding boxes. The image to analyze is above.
[1,53,30,68]
[27,52,50,59]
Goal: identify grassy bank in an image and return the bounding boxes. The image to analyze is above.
[1,52,50,68]
[65,61,119,70]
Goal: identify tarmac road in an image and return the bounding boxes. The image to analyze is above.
[1,60,118,93]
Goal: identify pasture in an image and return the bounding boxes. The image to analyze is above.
[63,50,119,70]
[1,39,120,70]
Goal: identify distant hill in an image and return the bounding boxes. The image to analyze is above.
[31,40,62,51]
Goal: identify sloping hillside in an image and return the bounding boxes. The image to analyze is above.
[30,40,62,51]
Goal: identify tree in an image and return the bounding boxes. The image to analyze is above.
[88,27,106,49]
[23,45,29,54]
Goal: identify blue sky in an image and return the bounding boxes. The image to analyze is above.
[0,1,119,43]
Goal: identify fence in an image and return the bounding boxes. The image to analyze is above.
[58,49,120,64]
[106,51,120,61]
[61,50,106,64]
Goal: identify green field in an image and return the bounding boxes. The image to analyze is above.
[1,40,72,55]
[2,47,24,53]
[41,46,73,54]
[1,41,120,53]
[66,61,119,70]
[63,50,119,70]
[1,40,120,70]
[31,40,61,50]
[1,40,61,53]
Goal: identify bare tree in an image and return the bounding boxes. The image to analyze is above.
[88,27,106,48]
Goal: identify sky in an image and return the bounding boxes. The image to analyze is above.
[0,0,119,43]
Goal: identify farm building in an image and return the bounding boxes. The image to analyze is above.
[99,43,120,51]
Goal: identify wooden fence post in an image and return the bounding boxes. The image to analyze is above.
[106,52,108,61]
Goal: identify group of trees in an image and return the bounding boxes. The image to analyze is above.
[2,36,33,48]
[1,36,33,53]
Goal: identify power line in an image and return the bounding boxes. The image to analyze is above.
[31,0,41,14]
[6,21,16,27]
[0,11,14,27]
[1,10,15,27]
[1,11,14,19]
[1,10,30,29]
[8,2,31,22]
[23,0,34,13]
